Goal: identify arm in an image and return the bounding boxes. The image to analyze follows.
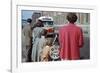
[58,29,62,49]
[79,28,84,48]
[58,28,64,59]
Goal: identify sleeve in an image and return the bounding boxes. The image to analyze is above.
[78,28,84,48]
[29,27,32,38]
[32,29,36,44]
[58,28,62,48]
[58,28,64,59]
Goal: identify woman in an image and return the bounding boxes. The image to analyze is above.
[31,20,44,62]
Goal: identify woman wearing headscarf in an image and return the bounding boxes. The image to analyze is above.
[31,20,44,62]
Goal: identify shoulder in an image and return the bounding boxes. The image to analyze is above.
[74,24,82,29]
[59,25,68,31]
[24,24,31,29]
[74,25,83,33]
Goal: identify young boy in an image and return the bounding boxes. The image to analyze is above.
[41,38,53,61]
[59,13,84,60]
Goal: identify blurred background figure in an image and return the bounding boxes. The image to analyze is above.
[22,18,32,62]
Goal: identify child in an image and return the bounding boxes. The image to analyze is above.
[41,38,53,61]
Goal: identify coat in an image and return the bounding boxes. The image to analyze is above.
[59,23,84,60]
[22,24,32,62]
[31,27,44,62]
[22,24,32,46]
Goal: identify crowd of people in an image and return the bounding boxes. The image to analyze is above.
[22,13,84,62]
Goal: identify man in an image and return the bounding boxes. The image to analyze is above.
[22,18,32,62]
[59,13,84,60]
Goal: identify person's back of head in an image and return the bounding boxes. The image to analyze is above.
[27,18,32,24]
[37,20,44,27]
[66,13,77,24]
[31,20,43,30]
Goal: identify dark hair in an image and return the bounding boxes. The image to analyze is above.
[37,20,44,27]
[67,13,77,23]
[27,18,32,23]
[41,29,47,36]
[38,20,43,23]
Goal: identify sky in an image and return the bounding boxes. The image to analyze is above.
[22,10,33,20]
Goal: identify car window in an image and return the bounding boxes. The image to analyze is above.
[43,21,53,26]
